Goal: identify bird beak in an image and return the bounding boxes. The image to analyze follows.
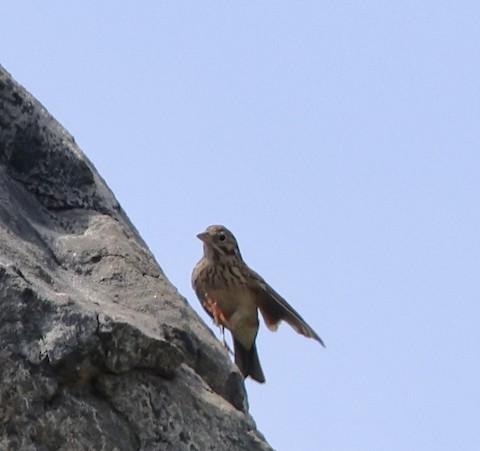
[196,232,210,242]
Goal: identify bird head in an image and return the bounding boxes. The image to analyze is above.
[197,225,243,261]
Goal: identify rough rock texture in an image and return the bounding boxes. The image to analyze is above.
[0,65,272,451]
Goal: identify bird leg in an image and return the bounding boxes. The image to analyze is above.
[204,295,233,354]
[220,326,233,355]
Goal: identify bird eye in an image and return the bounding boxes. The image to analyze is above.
[218,233,226,242]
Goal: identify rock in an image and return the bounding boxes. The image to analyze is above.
[0,65,272,451]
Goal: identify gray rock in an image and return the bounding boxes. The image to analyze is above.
[0,65,272,451]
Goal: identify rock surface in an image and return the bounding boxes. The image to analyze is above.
[0,65,272,451]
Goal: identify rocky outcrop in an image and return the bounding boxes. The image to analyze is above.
[0,65,271,450]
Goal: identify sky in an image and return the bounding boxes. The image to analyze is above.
[2,2,480,450]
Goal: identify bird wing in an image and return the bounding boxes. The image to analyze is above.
[243,267,325,347]
[192,264,215,320]
[193,287,213,319]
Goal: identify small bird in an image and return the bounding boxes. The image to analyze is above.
[192,225,325,383]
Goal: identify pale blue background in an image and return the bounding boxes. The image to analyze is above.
[2,3,480,450]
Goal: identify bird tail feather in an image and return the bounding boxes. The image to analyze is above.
[233,338,266,383]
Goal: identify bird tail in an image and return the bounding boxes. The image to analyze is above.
[233,338,266,383]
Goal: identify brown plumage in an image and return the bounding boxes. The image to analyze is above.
[191,225,325,383]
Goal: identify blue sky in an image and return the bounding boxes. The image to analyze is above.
[2,2,480,450]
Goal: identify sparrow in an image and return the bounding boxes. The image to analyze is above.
[192,225,325,383]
